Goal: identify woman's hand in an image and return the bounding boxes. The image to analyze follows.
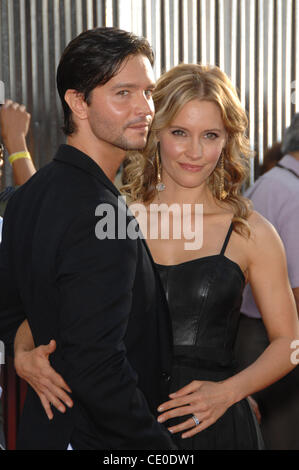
[157,380,235,439]
[14,339,73,420]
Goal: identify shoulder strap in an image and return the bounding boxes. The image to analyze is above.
[220,221,234,255]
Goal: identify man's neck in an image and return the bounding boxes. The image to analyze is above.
[66,134,126,182]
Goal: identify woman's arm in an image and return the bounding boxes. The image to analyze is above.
[157,212,299,438]
[14,320,73,420]
[292,287,299,315]
[225,213,299,398]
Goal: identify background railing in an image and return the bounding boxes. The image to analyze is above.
[0,0,299,182]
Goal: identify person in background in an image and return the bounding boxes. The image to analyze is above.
[235,113,299,450]
[0,144,3,235]
[0,146,2,448]
[0,100,36,450]
[0,100,36,216]
[259,142,283,176]
[0,146,2,447]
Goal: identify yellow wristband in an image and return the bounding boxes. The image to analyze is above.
[8,151,31,165]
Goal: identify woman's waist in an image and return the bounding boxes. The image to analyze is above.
[172,345,237,379]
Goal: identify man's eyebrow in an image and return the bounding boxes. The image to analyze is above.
[111,82,156,90]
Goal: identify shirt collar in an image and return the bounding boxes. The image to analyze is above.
[279,154,299,177]
[53,144,122,199]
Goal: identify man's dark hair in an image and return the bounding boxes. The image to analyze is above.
[56,27,154,135]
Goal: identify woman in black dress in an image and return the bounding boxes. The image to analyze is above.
[121,64,298,449]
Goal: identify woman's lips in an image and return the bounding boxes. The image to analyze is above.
[178,162,203,172]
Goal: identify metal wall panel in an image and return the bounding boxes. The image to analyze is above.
[0,0,298,186]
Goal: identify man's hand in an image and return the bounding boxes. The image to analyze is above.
[14,339,73,420]
[0,100,31,155]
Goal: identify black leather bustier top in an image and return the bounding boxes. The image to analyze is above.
[155,222,245,370]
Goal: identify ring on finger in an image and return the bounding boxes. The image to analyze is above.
[192,415,200,426]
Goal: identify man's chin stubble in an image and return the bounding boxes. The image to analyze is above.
[113,137,148,152]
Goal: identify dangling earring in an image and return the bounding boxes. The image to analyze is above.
[219,152,228,200]
[155,143,166,192]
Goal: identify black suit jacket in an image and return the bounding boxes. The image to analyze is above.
[0,144,175,450]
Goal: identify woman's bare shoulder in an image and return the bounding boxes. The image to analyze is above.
[248,209,276,234]
[246,210,285,256]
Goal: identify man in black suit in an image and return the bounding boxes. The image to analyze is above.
[0,27,175,450]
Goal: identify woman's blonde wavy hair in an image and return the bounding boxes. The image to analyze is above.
[121,63,253,237]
